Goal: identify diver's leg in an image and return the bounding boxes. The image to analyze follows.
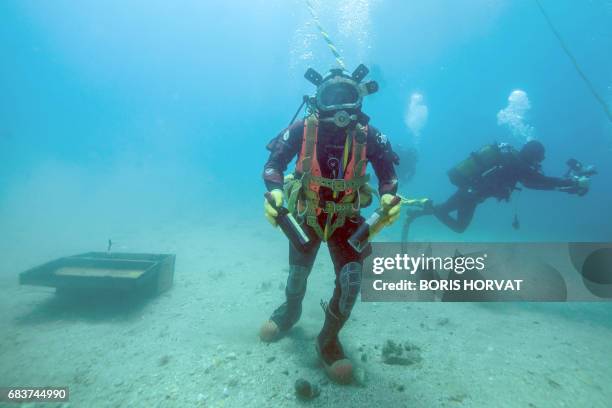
[261,235,321,342]
[453,199,478,233]
[433,190,469,232]
[316,222,363,384]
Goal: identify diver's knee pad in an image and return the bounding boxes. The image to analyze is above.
[338,262,362,317]
[286,264,310,298]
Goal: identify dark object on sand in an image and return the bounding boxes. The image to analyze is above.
[381,340,422,366]
[19,252,175,296]
[294,378,320,401]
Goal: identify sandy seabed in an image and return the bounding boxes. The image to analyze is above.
[1,218,611,408]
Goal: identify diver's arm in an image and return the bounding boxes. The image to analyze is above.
[263,121,303,191]
[367,128,399,195]
[519,169,574,191]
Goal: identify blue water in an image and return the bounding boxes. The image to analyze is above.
[1,1,611,407]
[1,0,611,244]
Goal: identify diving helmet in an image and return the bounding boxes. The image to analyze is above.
[304,64,379,127]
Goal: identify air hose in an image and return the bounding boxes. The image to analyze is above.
[305,0,347,69]
[535,0,612,122]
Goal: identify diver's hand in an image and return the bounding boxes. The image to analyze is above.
[370,194,402,236]
[574,176,590,196]
[264,189,284,226]
[562,176,590,196]
[381,194,402,225]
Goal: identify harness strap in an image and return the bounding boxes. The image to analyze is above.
[298,115,319,176]
[306,215,325,240]
[342,135,351,175]
[353,139,367,176]
[321,201,359,214]
[285,178,302,215]
[296,115,370,240]
[302,174,370,192]
[323,213,347,241]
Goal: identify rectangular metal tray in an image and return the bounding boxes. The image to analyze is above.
[19,252,175,295]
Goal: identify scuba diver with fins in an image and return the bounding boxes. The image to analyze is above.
[403,140,596,236]
[260,64,402,384]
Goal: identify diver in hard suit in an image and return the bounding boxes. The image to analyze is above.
[260,65,402,384]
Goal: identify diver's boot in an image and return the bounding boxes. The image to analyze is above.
[316,309,353,384]
[259,320,280,343]
[259,265,311,343]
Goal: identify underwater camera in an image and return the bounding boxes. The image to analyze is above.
[565,158,598,178]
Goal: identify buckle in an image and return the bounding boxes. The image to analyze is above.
[324,201,336,214]
[332,179,347,191]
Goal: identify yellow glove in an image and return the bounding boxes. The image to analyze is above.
[264,189,284,227]
[370,194,402,236]
[381,194,402,225]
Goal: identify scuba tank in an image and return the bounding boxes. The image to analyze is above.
[348,195,402,253]
[264,192,312,252]
[448,144,503,187]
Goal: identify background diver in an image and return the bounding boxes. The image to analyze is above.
[260,64,402,384]
[403,140,595,235]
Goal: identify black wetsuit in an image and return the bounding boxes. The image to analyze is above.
[262,119,398,357]
[434,147,575,233]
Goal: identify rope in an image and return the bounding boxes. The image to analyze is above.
[305,0,346,70]
[535,0,612,122]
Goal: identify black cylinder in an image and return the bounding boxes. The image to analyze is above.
[349,195,401,253]
[265,192,312,252]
